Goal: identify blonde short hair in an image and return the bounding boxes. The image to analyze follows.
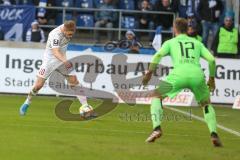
[64,20,76,31]
[174,18,188,34]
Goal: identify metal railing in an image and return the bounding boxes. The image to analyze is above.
[36,6,176,40]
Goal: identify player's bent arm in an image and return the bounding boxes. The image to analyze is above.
[142,50,165,85]
[142,42,169,86]
[149,42,170,72]
[206,56,216,78]
[200,45,216,77]
[52,48,68,63]
[200,45,216,91]
[149,51,164,72]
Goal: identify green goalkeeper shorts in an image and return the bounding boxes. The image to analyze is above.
[156,70,210,103]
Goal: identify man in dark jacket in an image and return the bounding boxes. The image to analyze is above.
[153,0,178,41]
[178,0,201,19]
[153,0,178,30]
[211,12,240,58]
[198,0,223,46]
[94,0,117,43]
[137,0,155,41]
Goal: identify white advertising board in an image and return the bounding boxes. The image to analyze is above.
[0,47,239,104]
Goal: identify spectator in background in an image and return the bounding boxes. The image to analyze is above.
[187,17,202,42]
[26,21,45,43]
[220,0,238,25]
[211,12,240,58]
[137,0,154,41]
[0,0,14,5]
[153,0,178,42]
[0,26,4,40]
[198,0,223,47]
[153,0,178,30]
[94,0,117,43]
[137,0,153,28]
[125,30,142,54]
[37,0,56,26]
[178,0,190,18]
[177,0,201,19]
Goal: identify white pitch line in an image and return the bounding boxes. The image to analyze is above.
[2,123,240,140]
[165,106,240,137]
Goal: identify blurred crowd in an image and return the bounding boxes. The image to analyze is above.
[0,0,239,57]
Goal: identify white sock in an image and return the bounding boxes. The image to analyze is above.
[77,95,88,106]
[24,97,31,105]
[24,89,37,105]
[71,84,88,106]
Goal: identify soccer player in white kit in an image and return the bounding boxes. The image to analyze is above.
[19,20,90,116]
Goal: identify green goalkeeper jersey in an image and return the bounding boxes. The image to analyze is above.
[149,34,216,77]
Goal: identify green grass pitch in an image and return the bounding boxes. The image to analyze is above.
[0,95,240,160]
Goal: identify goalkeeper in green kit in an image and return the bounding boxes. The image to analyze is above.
[142,18,222,147]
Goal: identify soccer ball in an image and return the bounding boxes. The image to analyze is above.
[79,104,93,118]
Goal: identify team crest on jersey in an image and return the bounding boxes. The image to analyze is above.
[53,39,59,46]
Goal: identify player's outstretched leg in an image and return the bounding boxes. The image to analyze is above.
[202,104,222,147]
[146,98,163,143]
[19,77,45,116]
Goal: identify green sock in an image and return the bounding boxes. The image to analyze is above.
[150,98,163,129]
[203,104,217,133]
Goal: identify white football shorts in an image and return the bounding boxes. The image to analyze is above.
[37,59,69,79]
